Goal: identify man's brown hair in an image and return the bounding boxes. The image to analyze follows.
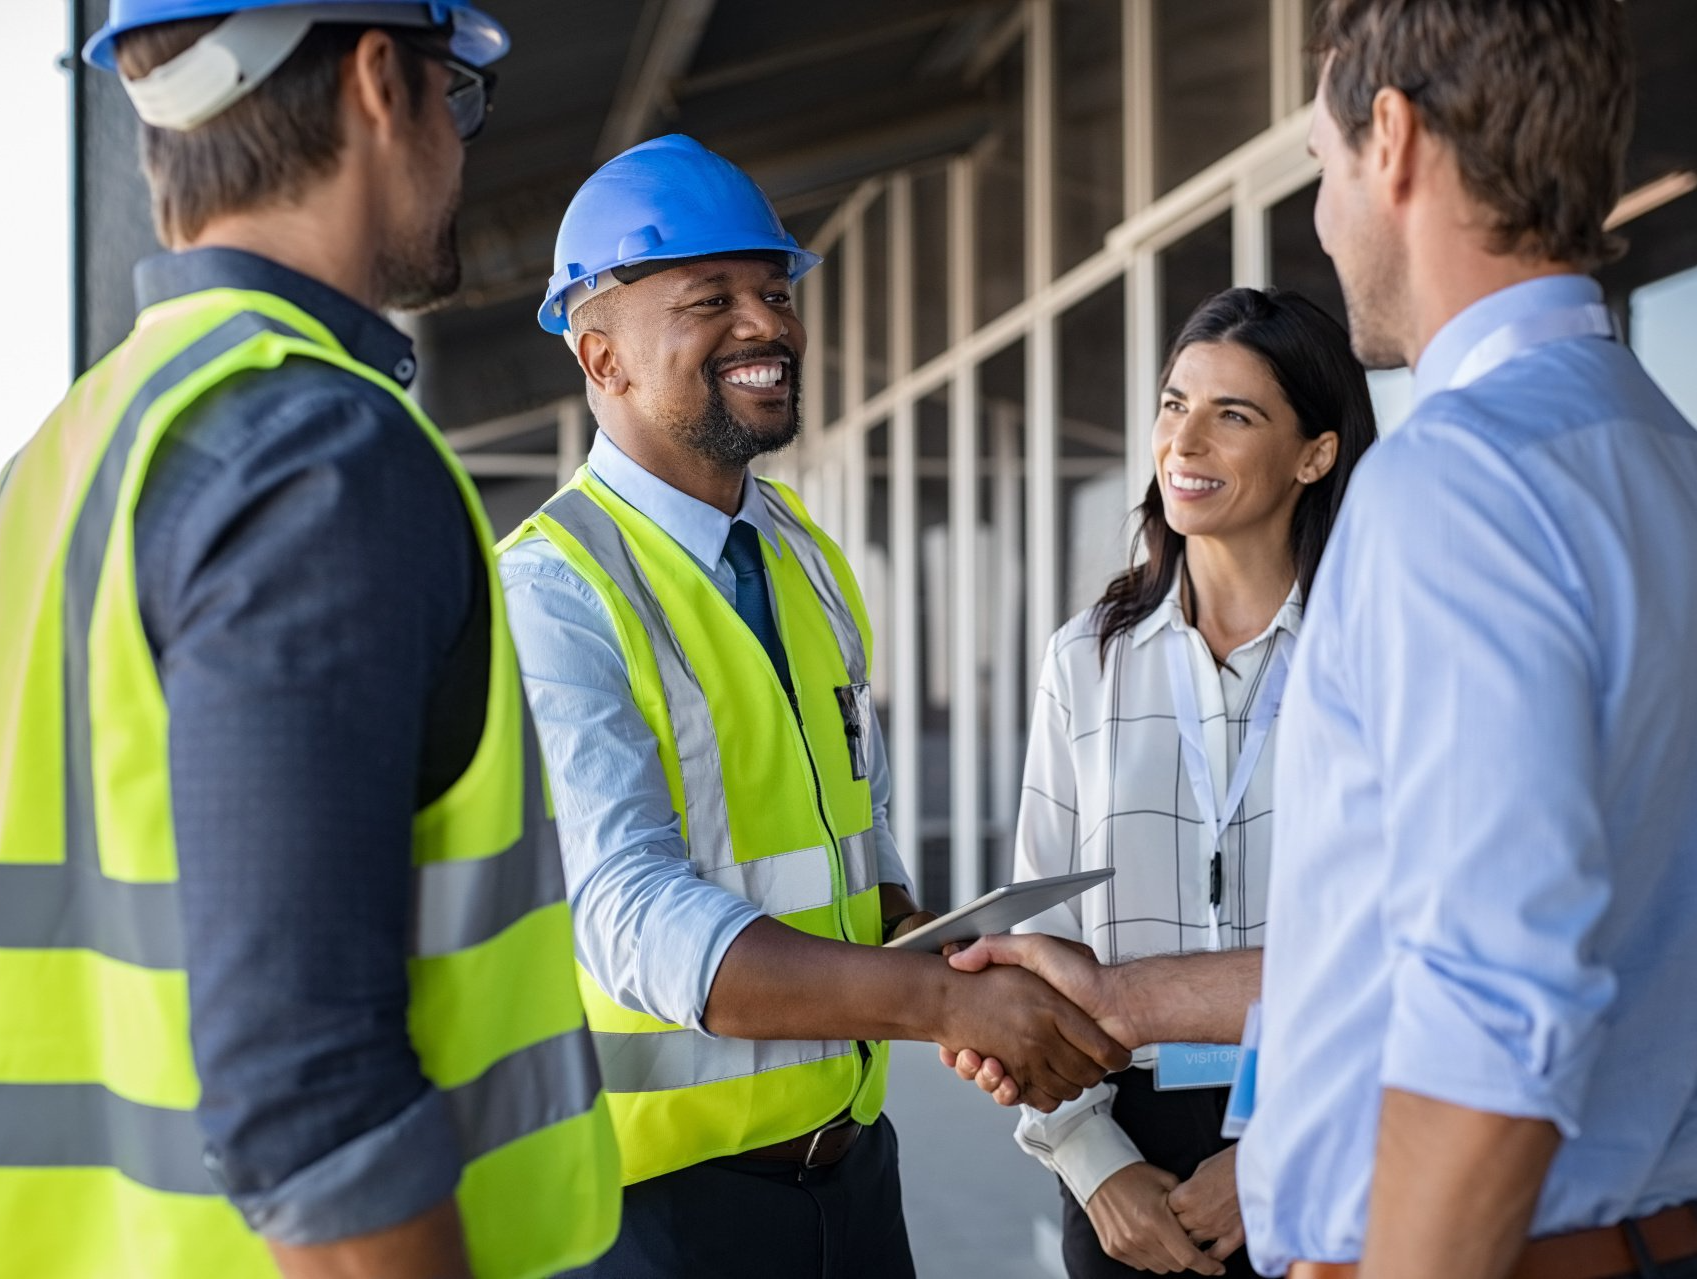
[116,19,429,246]
[1314,0,1635,270]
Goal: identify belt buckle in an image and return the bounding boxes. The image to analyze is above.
[801,1116,851,1170]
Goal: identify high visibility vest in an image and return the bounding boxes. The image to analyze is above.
[499,468,889,1185]
[0,285,620,1278]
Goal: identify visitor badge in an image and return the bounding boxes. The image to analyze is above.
[1219,1001,1262,1139]
[1154,1042,1240,1090]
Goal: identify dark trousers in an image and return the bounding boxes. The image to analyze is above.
[568,1114,916,1279]
[1060,1066,1264,1279]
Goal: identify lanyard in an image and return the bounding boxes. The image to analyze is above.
[1446,301,1616,390]
[1165,627,1289,951]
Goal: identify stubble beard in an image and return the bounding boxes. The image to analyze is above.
[681,351,805,471]
[377,192,463,315]
[1337,227,1411,371]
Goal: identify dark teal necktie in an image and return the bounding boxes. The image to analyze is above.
[722,521,794,698]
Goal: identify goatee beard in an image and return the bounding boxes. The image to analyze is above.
[683,345,804,470]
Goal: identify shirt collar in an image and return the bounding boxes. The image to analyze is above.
[587,430,783,569]
[1412,273,1603,407]
[132,247,420,389]
[1128,569,1187,649]
[1127,558,1303,650]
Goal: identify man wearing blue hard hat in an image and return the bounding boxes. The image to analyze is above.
[0,3,619,1276]
[498,134,1128,1277]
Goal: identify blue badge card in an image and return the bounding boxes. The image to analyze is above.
[1154,1042,1241,1090]
[1219,1001,1262,1139]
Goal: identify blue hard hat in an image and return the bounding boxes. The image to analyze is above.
[83,0,508,72]
[538,134,822,336]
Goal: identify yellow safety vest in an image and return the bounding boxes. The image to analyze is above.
[500,468,889,1185]
[0,285,620,1278]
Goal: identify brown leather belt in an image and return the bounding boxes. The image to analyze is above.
[1289,1202,1697,1279]
[735,1115,862,1169]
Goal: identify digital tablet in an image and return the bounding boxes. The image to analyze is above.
[883,868,1115,953]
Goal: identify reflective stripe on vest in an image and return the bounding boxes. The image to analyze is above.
[0,1026,600,1194]
[0,289,620,1277]
[592,1028,854,1095]
[0,704,568,964]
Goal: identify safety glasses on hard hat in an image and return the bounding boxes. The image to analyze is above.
[393,31,497,143]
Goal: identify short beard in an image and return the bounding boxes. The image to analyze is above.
[681,348,804,470]
[377,209,462,315]
[1337,228,1410,371]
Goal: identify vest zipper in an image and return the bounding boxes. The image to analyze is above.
[785,692,859,968]
[784,666,870,1077]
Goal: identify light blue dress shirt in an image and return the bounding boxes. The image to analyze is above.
[1240,276,1697,1272]
[500,431,911,1034]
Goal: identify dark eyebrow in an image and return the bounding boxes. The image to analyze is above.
[1162,385,1188,400]
[1212,395,1271,421]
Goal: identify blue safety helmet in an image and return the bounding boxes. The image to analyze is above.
[83,0,508,72]
[538,134,821,336]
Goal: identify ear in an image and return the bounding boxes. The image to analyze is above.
[1368,85,1421,204]
[343,29,414,147]
[1297,431,1339,485]
[576,330,629,398]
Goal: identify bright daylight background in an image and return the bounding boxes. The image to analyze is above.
[4,4,74,467]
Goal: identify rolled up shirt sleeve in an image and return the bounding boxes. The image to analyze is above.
[500,538,763,1032]
[1355,423,1615,1136]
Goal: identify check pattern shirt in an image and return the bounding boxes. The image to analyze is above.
[1012,569,1301,1203]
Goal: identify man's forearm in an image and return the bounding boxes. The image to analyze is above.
[268,1196,472,1279]
[1111,949,1262,1048]
[702,917,955,1043]
[1360,1088,1560,1279]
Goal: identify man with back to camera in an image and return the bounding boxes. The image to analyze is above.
[497,133,1130,1277]
[0,3,620,1276]
[945,3,1697,1277]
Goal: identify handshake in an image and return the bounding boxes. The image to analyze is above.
[927,933,1144,1113]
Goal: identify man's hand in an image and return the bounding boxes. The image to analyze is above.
[940,933,1124,1105]
[937,963,1130,1112]
[1084,1162,1225,1276]
[1169,1147,1245,1263]
[951,933,1129,1038]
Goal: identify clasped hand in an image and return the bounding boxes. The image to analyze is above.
[935,937,1130,1112]
[938,932,1135,1106]
[1085,1148,1243,1274]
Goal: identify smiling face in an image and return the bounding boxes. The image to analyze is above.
[598,255,806,470]
[1153,340,1337,552]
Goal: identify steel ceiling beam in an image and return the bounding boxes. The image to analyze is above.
[675,4,992,99]
[595,0,718,162]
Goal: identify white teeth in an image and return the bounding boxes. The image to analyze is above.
[1169,473,1224,492]
[723,363,784,388]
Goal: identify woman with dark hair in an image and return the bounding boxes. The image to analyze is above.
[1008,287,1376,1278]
